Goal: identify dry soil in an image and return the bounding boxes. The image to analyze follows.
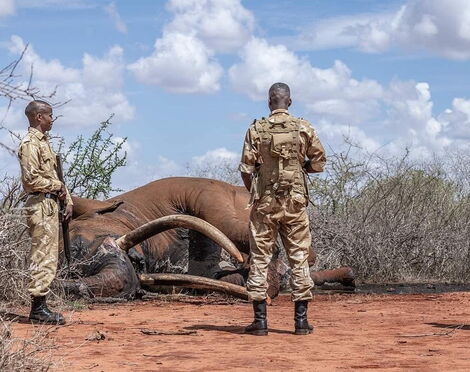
[10,291,470,371]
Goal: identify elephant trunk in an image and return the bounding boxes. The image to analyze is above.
[116,214,244,263]
[311,267,355,287]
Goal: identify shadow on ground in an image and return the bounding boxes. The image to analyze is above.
[185,324,293,335]
[427,322,470,331]
[0,311,30,324]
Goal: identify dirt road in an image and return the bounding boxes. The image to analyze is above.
[11,292,470,371]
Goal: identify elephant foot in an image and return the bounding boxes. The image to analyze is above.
[311,267,355,288]
[61,279,92,299]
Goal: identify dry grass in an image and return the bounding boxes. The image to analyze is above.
[0,177,30,305]
[0,318,54,372]
[0,176,67,306]
[309,147,470,283]
[0,177,66,370]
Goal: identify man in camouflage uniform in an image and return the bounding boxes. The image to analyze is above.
[239,83,326,335]
[18,100,73,325]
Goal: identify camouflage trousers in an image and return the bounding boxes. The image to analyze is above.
[246,194,314,302]
[25,195,59,297]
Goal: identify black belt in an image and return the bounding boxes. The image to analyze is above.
[29,192,58,201]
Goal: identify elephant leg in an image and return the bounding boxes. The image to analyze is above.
[311,267,355,287]
[187,230,222,278]
[62,237,140,299]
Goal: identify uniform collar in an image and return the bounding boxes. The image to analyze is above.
[270,108,289,115]
[28,126,46,141]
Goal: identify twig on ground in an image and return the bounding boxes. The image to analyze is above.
[140,328,197,336]
[399,325,464,338]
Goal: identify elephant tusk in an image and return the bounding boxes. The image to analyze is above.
[139,273,249,300]
[116,214,244,263]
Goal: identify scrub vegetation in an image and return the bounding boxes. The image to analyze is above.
[186,144,470,283]
[309,145,470,282]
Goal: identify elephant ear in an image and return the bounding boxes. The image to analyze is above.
[72,196,124,218]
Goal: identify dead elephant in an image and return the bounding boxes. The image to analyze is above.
[63,177,354,300]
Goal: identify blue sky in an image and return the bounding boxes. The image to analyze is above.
[1,0,470,191]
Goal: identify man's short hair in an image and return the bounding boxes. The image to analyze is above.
[25,100,52,118]
[269,82,290,97]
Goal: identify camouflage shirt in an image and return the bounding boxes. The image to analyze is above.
[18,127,73,206]
[239,109,326,175]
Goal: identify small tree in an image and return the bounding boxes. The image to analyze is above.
[63,115,127,199]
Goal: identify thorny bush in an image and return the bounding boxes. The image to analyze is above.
[308,146,470,282]
[0,177,56,371]
[0,176,66,305]
[0,176,30,304]
[0,319,53,372]
[188,146,470,283]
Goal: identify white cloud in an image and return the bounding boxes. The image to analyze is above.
[439,98,470,140]
[128,32,223,94]
[0,0,15,17]
[7,36,134,129]
[112,155,184,192]
[293,0,470,60]
[312,79,462,159]
[292,13,393,51]
[128,0,254,94]
[192,147,238,166]
[229,37,383,124]
[380,81,450,154]
[317,119,382,154]
[228,35,469,158]
[165,0,254,53]
[104,2,127,34]
[390,0,470,59]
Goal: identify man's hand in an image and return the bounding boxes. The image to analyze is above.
[303,159,322,173]
[64,204,73,223]
[58,183,67,201]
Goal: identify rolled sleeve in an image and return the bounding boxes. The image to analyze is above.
[305,125,326,173]
[238,162,256,174]
[239,125,259,174]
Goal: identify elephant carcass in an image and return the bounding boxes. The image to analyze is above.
[64,177,354,299]
[63,214,245,299]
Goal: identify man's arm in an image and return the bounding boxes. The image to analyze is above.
[304,125,326,173]
[238,124,259,190]
[56,154,73,222]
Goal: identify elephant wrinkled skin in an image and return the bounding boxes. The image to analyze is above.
[63,177,354,300]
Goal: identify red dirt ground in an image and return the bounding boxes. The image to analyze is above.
[11,292,470,371]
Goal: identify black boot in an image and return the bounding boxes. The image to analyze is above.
[294,300,313,335]
[29,296,65,325]
[245,300,268,336]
